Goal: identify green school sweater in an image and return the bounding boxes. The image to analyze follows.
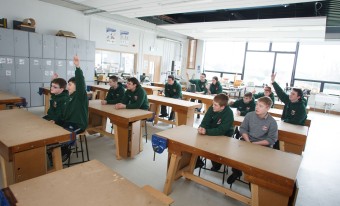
[122,85,149,110]
[165,80,182,99]
[253,92,275,107]
[209,81,223,94]
[46,90,68,122]
[199,105,234,136]
[272,81,307,125]
[105,82,125,104]
[189,79,208,93]
[63,67,88,130]
[230,98,255,116]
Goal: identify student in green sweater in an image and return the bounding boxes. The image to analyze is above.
[252,86,275,107]
[186,72,208,118]
[59,56,88,134]
[271,73,307,125]
[196,93,234,171]
[229,92,255,116]
[43,75,68,125]
[115,77,149,110]
[209,76,223,95]
[101,75,125,105]
[159,75,182,120]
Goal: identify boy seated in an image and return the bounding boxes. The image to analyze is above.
[208,76,223,95]
[159,75,182,120]
[271,73,307,125]
[43,75,68,125]
[101,75,125,105]
[115,77,149,110]
[252,86,275,107]
[227,97,278,184]
[229,92,255,116]
[196,93,234,171]
[186,72,208,118]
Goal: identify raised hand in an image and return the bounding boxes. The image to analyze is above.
[271,73,277,83]
[73,55,80,68]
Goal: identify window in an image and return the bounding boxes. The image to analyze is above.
[294,80,321,93]
[295,43,340,82]
[274,53,295,87]
[272,42,297,52]
[323,83,340,95]
[247,42,270,51]
[203,41,245,73]
[95,50,135,74]
[243,51,274,86]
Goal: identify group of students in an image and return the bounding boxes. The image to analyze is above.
[187,72,307,185]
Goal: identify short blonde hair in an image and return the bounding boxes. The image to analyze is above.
[258,96,273,107]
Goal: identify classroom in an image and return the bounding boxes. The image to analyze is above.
[1,0,340,205]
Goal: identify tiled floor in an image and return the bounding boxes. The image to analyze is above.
[5,107,340,205]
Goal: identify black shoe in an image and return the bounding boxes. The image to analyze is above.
[227,172,242,184]
[195,158,204,169]
[210,166,221,172]
[159,114,168,118]
[197,114,200,119]
[168,116,174,121]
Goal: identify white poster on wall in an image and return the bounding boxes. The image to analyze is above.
[120,30,129,46]
[106,27,117,44]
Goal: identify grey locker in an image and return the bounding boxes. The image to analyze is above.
[30,83,44,107]
[14,30,29,57]
[55,59,67,80]
[77,39,87,60]
[66,59,75,80]
[29,58,43,82]
[29,32,43,58]
[0,78,10,92]
[84,61,95,82]
[0,28,14,56]
[66,38,77,60]
[15,83,30,107]
[86,41,95,61]
[55,36,66,59]
[0,56,15,83]
[43,35,55,59]
[15,57,29,82]
[42,59,54,82]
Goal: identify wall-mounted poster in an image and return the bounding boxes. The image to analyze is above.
[120,30,129,46]
[106,27,117,44]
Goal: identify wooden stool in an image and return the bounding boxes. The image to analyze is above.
[67,130,90,166]
[142,185,174,205]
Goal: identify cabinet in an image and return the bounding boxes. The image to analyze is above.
[42,59,54,83]
[43,35,55,59]
[15,83,31,107]
[67,38,86,60]
[29,58,43,82]
[86,41,95,61]
[29,33,42,58]
[55,59,67,80]
[15,57,29,83]
[55,36,66,60]
[14,30,29,57]
[0,56,15,83]
[30,83,44,107]
[0,28,14,56]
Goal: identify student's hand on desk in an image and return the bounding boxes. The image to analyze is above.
[101,100,107,105]
[49,120,55,124]
[197,127,206,135]
[114,103,126,109]
[236,110,241,116]
[73,55,80,68]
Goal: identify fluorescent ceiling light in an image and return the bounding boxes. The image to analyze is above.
[160,0,212,6]
[110,7,142,13]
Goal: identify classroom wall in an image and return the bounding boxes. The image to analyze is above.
[0,0,189,79]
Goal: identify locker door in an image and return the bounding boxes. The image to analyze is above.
[77,39,87,60]
[15,83,30,107]
[29,33,43,58]
[14,30,29,57]
[43,35,55,59]
[29,58,43,82]
[55,60,67,80]
[86,41,96,61]
[84,61,95,82]
[55,36,66,60]
[66,60,75,80]
[66,38,77,60]
[42,59,54,83]
[15,57,29,82]
[0,28,14,56]
[0,56,15,83]
[30,83,44,107]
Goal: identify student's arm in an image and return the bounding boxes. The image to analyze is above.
[253,92,262,99]
[205,108,234,136]
[272,81,289,104]
[270,93,275,107]
[284,104,307,125]
[239,114,251,142]
[229,99,240,108]
[173,83,182,99]
[74,56,86,100]
[126,88,147,109]
[199,106,212,129]
[164,84,170,97]
[239,100,255,116]
[217,83,223,94]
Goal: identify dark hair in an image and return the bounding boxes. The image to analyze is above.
[168,75,175,81]
[212,76,218,81]
[68,77,75,84]
[244,92,253,98]
[292,88,303,99]
[264,86,272,92]
[201,73,206,77]
[51,78,67,89]
[127,77,140,87]
[258,96,273,107]
[213,93,229,107]
[109,75,118,82]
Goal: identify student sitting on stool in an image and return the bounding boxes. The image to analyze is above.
[208,76,223,95]
[186,72,208,118]
[159,75,182,120]
[252,86,275,108]
[229,92,255,116]
[101,75,125,105]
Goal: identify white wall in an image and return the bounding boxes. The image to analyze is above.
[0,0,189,79]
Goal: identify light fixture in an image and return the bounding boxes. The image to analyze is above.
[110,7,142,14]
[157,36,182,44]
